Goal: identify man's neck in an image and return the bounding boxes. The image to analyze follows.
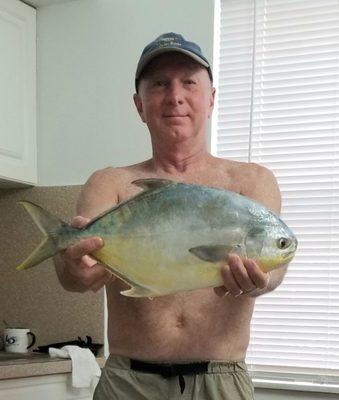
[150,146,213,175]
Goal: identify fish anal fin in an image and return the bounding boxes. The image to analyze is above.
[131,178,174,191]
[120,284,158,298]
[189,244,247,263]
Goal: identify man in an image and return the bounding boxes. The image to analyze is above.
[54,33,287,399]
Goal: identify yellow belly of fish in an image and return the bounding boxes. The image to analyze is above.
[259,255,286,272]
[92,236,223,296]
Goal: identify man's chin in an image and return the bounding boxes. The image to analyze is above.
[149,125,200,143]
[164,130,198,143]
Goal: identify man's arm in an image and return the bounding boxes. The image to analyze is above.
[215,163,288,298]
[54,168,119,292]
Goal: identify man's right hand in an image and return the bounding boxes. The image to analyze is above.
[57,216,114,292]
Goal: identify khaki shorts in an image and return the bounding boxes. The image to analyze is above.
[93,355,254,400]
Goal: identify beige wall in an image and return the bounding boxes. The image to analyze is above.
[0,186,104,352]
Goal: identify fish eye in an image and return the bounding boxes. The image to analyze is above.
[277,237,290,249]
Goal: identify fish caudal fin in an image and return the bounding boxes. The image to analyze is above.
[16,236,58,271]
[16,201,69,271]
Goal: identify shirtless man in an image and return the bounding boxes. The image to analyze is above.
[54,33,287,399]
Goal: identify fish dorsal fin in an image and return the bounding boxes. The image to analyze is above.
[84,180,174,230]
[131,178,175,191]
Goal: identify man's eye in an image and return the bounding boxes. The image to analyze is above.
[154,80,166,86]
[185,79,196,85]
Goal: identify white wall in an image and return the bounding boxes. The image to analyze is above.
[35,1,338,399]
[36,0,214,185]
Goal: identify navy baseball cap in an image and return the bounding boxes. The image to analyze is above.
[135,32,213,91]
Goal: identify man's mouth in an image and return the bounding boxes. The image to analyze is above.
[163,113,188,118]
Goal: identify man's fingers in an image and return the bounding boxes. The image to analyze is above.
[71,262,113,292]
[82,264,112,292]
[244,258,269,289]
[58,226,113,292]
[217,255,270,298]
[228,254,257,293]
[72,216,91,229]
[65,237,104,260]
[220,263,243,296]
[214,286,229,297]
[90,268,115,292]
[79,255,99,268]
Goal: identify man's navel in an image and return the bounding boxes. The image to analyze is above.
[174,313,187,329]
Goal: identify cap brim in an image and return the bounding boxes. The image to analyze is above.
[135,47,210,79]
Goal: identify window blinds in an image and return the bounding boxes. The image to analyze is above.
[213,0,339,388]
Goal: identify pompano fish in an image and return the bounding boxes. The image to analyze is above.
[17,178,297,297]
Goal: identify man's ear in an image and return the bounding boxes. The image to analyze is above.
[208,87,216,118]
[133,93,146,123]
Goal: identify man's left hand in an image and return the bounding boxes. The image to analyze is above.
[214,254,270,297]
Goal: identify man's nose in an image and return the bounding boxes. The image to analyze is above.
[165,83,184,105]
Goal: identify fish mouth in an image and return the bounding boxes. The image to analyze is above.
[283,251,294,259]
[282,249,296,260]
[282,239,298,260]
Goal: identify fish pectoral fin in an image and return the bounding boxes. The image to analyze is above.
[120,284,158,298]
[189,244,247,263]
[131,178,175,191]
[245,228,266,256]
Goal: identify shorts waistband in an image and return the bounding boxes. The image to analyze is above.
[106,354,248,375]
[130,359,209,377]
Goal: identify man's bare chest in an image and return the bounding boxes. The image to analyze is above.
[116,167,244,203]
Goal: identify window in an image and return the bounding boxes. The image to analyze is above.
[212,0,339,391]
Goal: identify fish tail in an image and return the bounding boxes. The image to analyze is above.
[16,201,74,271]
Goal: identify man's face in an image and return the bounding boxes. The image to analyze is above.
[134,53,215,144]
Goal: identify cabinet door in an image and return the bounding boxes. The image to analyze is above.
[0,0,36,186]
[0,374,95,400]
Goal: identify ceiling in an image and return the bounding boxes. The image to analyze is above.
[21,0,76,8]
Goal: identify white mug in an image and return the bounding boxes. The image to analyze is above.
[4,328,36,353]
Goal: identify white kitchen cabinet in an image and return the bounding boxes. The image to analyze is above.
[0,0,37,186]
[0,373,96,400]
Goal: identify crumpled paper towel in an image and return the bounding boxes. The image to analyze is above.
[49,345,101,388]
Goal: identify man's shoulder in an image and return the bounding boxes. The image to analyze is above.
[214,157,280,213]
[76,163,147,217]
[213,157,273,183]
[85,161,148,186]
[87,165,133,180]
[233,160,274,183]
[242,162,281,214]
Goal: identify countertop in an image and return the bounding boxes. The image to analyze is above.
[0,352,106,380]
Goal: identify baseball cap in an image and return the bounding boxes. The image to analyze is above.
[135,32,213,91]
